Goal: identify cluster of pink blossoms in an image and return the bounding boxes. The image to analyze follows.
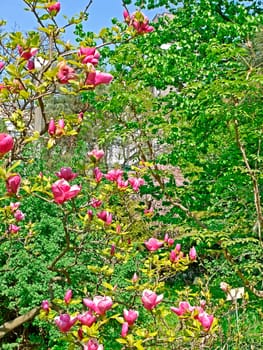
[144,234,197,263]
[171,301,214,331]
[123,10,154,34]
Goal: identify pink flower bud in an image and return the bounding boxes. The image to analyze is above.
[47,2,61,15]
[189,246,197,261]
[197,312,214,331]
[175,243,181,252]
[27,59,35,70]
[131,273,138,283]
[56,167,77,181]
[110,244,115,256]
[41,300,50,313]
[94,167,103,182]
[121,322,129,337]
[83,339,104,350]
[220,282,230,292]
[0,61,5,70]
[0,133,14,155]
[64,289,72,304]
[48,119,56,136]
[87,209,93,220]
[18,45,38,60]
[6,174,21,195]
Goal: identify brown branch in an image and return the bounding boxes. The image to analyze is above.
[234,119,263,241]
[0,307,40,340]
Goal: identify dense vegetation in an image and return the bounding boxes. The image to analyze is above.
[0,0,262,349]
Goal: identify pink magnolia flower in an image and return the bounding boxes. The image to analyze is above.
[105,169,123,182]
[55,118,65,136]
[64,289,72,304]
[87,209,93,220]
[117,177,128,190]
[83,295,113,315]
[55,313,77,333]
[10,202,20,212]
[189,246,197,261]
[97,211,112,225]
[121,322,129,337]
[144,207,154,216]
[93,167,103,183]
[0,133,14,155]
[164,233,174,246]
[51,179,81,204]
[144,237,163,251]
[48,118,56,136]
[197,312,214,331]
[18,45,38,60]
[6,174,21,195]
[88,149,105,162]
[90,198,102,208]
[220,282,230,292]
[78,47,100,65]
[110,244,115,256]
[27,59,35,70]
[8,224,20,234]
[83,339,104,350]
[14,209,25,221]
[41,300,50,313]
[57,61,76,84]
[128,177,144,191]
[47,2,61,15]
[0,61,5,70]
[175,243,181,252]
[56,167,77,181]
[141,289,163,310]
[124,10,154,34]
[123,309,139,325]
[171,301,192,316]
[77,311,96,327]
[85,70,113,87]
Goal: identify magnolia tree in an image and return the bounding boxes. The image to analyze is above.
[3,0,262,349]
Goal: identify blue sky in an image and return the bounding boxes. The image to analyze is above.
[1,1,163,42]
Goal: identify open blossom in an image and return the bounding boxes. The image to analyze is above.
[47,2,61,15]
[83,295,113,315]
[144,237,163,251]
[10,202,20,212]
[88,149,105,162]
[123,309,139,325]
[77,311,96,327]
[189,246,197,260]
[56,167,77,181]
[0,133,14,155]
[55,313,77,333]
[197,312,214,331]
[18,45,38,60]
[128,177,144,191]
[90,198,102,208]
[51,179,81,204]
[171,301,192,316]
[141,289,163,310]
[117,177,128,190]
[83,339,104,350]
[14,209,25,221]
[105,169,123,182]
[9,224,20,234]
[85,70,113,87]
[97,211,112,225]
[78,47,100,65]
[6,174,21,195]
[57,61,76,84]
